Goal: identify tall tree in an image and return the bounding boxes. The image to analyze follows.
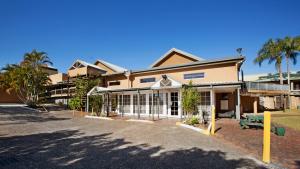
[0,50,52,107]
[254,39,284,85]
[279,36,300,108]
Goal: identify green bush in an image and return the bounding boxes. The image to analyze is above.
[187,116,199,125]
[68,97,81,111]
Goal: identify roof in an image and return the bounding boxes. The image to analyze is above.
[68,59,106,71]
[133,56,245,74]
[149,48,205,68]
[246,71,300,82]
[94,59,127,72]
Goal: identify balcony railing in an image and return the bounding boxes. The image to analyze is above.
[245,81,289,91]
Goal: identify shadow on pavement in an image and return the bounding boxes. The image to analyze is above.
[0,130,267,169]
[0,107,70,124]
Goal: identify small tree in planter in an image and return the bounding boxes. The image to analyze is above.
[181,81,200,125]
[89,95,103,116]
[69,97,81,116]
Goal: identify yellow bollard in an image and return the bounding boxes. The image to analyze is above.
[211,105,215,135]
[263,111,271,163]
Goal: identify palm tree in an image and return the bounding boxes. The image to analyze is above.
[254,39,284,84]
[23,49,53,70]
[1,49,52,106]
[254,39,284,108]
[279,36,300,109]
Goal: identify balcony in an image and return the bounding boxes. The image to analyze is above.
[244,81,289,95]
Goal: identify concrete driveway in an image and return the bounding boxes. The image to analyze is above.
[0,106,271,169]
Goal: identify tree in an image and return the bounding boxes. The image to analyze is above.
[68,97,81,115]
[74,77,99,109]
[181,81,200,119]
[254,39,284,85]
[89,95,103,116]
[0,50,52,107]
[279,36,300,109]
[254,39,285,109]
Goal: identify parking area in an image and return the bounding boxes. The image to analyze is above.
[0,106,271,169]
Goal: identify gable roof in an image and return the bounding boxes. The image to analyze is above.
[94,59,127,72]
[133,56,244,74]
[149,48,205,68]
[68,59,105,71]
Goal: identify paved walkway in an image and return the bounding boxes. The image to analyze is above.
[216,119,300,169]
[0,106,272,169]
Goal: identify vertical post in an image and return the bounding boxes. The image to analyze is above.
[122,93,124,117]
[263,111,271,163]
[236,88,241,120]
[254,98,258,114]
[211,105,215,135]
[106,93,109,117]
[157,90,160,119]
[86,94,89,113]
[152,90,154,120]
[138,90,140,119]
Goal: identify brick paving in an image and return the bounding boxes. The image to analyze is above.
[215,119,300,169]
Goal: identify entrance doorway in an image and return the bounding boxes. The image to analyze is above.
[171,92,178,116]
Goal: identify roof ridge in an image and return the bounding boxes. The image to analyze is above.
[149,48,205,68]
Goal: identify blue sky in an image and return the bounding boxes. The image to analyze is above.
[0,0,299,74]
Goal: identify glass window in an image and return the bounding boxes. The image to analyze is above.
[119,95,130,113]
[140,77,156,83]
[184,73,204,79]
[109,81,120,86]
[133,94,146,114]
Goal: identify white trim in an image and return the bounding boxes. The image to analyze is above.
[85,115,114,120]
[68,59,106,72]
[149,48,204,68]
[151,76,182,89]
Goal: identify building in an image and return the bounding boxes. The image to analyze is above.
[87,48,248,120]
[244,72,300,110]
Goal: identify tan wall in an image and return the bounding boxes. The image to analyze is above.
[104,62,238,90]
[95,62,115,74]
[154,52,197,67]
[262,96,275,109]
[291,96,300,109]
[49,73,68,84]
[106,75,130,89]
[42,68,58,75]
[131,63,238,88]
[68,67,87,77]
[0,88,22,103]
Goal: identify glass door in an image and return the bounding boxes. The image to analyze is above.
[171,92,178,116]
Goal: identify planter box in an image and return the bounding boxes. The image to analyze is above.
[176,122,211,136]
[85,115,114,120]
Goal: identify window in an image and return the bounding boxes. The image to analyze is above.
[119,95,130,113]
[133,94,146,114]
[184,73,204,79]
[109,81,120,86]
[140,77,156,83]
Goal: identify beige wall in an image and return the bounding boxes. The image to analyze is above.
[42,68,58,75]
[68,67,87,77]
[104,62,239,90]
[68,66,103,77]
[95,62,115,74]
[154,52,197,67]
[105,75,130,89]
[291,96,300,109]
[49,73,68,84]
[131,63,238,88]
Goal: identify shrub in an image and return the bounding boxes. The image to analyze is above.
[187,116,199,125]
